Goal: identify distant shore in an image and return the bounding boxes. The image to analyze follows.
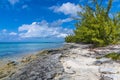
[0,43,120,80]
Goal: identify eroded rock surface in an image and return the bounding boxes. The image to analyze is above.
[2,43,120,80]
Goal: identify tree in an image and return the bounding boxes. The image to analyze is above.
[65,0,120,46]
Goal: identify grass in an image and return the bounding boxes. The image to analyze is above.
[104,52,120,60]
[96,56,102,59]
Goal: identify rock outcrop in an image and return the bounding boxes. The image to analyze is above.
[2,43,120,80]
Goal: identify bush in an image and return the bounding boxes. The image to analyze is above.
[65,35,76,43]
[104,52,120,60]
[65,0,120,47]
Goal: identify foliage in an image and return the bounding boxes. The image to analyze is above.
[104,52,120,60]
[65,0,120,47]
[65,35,77,42]
[96,52,120,60]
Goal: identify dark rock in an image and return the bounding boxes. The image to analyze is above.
[7,61,18,66]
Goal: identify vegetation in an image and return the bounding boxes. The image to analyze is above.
[65,0,120,46]
[65,35,76,42]
[96,52,120,60]
[104,52,120,60]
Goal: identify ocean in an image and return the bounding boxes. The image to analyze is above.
[0,42,64,61]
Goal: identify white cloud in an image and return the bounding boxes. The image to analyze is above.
[0,29,17,36]
[50,2,82,16]
[8,0,19,5]
[18,19,73,38]
[50,18,73,27]
[2,29,7,33]
[0,29,19,41]
[22,5,28,9]
[9,32,17,36]
[59,18,73,23]
[0,18,73,41]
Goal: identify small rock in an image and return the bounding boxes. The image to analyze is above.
[94,58,111,66]
[99,58,111,63]
[100,75,112,80]
[7,61,17,66]
[100,64,120,74]
[100,68,119,74]
[93,61,102,66]
[101,74,120,80]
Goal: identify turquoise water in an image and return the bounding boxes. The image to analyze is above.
[0,42,64,60]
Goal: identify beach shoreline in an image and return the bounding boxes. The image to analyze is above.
[0,42,65,67]
[0,43,67,80]
[0,43,120,80]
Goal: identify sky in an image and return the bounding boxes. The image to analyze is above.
[0,0,120,42]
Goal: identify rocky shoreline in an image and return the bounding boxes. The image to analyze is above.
[0,43,120,80]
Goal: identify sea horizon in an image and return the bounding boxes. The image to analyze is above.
[0,42,64,61]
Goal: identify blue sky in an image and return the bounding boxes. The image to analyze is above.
[0,0,120,42]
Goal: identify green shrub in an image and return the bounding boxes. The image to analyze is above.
[65,35,76,43]
[104,52,120,60]
[65,0,120,47]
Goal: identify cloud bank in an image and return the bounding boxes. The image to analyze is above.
[0,18,73,42]
[19,19,73,38]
